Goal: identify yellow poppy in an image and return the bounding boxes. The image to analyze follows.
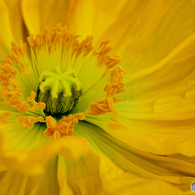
[0,0,195,194]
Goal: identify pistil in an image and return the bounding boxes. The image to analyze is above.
[36,67,82,115]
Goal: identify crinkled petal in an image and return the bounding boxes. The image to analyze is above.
[2,122,49,151]
[100,177,184,195]
[0,127,89,176]
[0,143,184,195]
[65,0,128,40]
[0,158,60,195]
[57,149,184,195]
[85,109,195,157]
[75,121,195,192]
[104,31,195,156]
[116,0,195,72]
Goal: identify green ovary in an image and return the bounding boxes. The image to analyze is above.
[36,67,82,115]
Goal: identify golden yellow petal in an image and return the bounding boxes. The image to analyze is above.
[0,158,60,195]
[53,0,195,64]
[66,0,128,39]
[116,0,195,71]
[21,0,72,34]
[0,148,184,194]
[57,149,184,194]
[101,177,184,195]
[0,0,24,57]
[21,136,88,175]
[0,125,89,176]
[74,121,195,192]
[111,102,195,156]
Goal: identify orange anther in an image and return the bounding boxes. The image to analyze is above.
[17,115,26,124]
[46,116,57,128]
[11,52,20,63]
[27,35,35,47]
[17,102,30,113]
[86,109,100,116]
[39,102,46,110]
[73,113,85,120]
[0,112,10,124]
[1,81,10,86]
[36,116,45,122]
[27,91,36,103]
[26,116,35,129]
[11,80,18,88]
[117,65,127,74]
[11,41,18,50]
[44,113,85,139]
[19,62,25,69]
[17,115,35,129]
[115,88,127,94]
[53,130,61,140]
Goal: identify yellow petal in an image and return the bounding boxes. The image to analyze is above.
[116,0,195,72]
[66,0,128,39]
[21,0,72,34]
[0,158,60,195]
[58,149,184,194]
[113,114,195,157]
[74,121,195,192]
[21,136,88,175]
[0,129,59,194]
[50,0,195,64]
[0,0,24,57]
[0,147,184,194]
[21,0,129,41]
[0,124,89,176]
[103,92,195,156]
[101,177,184,195]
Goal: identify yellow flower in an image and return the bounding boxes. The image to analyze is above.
[0,0,195,194]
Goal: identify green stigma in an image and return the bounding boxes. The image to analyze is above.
[36,66,82,115]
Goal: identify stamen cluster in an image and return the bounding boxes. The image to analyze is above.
[44,113,85,139]
[0,23,128,140]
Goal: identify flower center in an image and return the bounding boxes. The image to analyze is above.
[36,66,81,115]
[0,23,128,140]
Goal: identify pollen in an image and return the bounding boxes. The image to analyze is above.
[44,113,85,140]
[10,41,30,75]
[17,115,35,129]
[27,91,46,111]
[86,65,127,117]
[0,112,10,124]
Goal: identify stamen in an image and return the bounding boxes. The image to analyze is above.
[86,63,126,118]
[0,112,10,124]
[16,102,31,113]
[2,23,128,137]
[0,46,37,116]
[21,62,31,75]
[10,41,31,75]
[27,91,36,103]
[44,113,85,139]
[17,115,35,129]
[11,50,20,63]
[27,91,46,111]
[2,55,14,66]
[36,116,45,122]
[109,116,128,130]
